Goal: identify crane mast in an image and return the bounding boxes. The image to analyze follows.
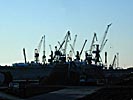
[23,48,27,63]
[35,36,44,63]
[42,35,46,64]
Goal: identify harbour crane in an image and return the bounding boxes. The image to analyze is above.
[57,31,71,52]
[109,53,119,69]
[92,24,112,65]
[85,33,97,64]
[34,36,44,63]
[53,31,71,62]
[53,40,65,61]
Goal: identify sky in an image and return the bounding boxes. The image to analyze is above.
[0,0,133,68]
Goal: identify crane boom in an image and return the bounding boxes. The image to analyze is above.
[69,44,76,56]
[58,41,63,51]
[57,31,71,53]
[58,40,65,51]
[100,39,108,52]
[80,40,87,57]
[112,55,116,68]
[89,33,97,54]
[37,36,44,53]
[72,35,77,50]
[63,31,71,55]
[43,35,45,54]
[69,34,77,57]
[100,23,112,51]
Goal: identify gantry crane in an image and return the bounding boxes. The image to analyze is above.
[57,31,71,52]
[53,31,71,62]
[92,23,112,65]
[85,33,97,64]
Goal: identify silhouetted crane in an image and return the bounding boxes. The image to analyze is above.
[34,36,43,63]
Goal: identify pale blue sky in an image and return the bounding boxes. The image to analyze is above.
[0,0,133,68]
